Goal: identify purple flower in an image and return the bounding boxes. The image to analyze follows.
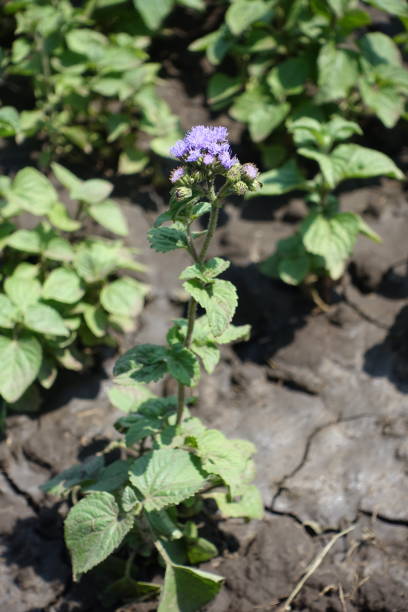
[169,166,185,183]
[242,163,259,179]
[169,125,240,170]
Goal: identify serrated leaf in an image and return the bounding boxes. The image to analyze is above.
[210,485,264,520]
[0,334,42,402]
[85,460,130,493]
[195,429,255,496]
[179,257,230,282]
[101,277,145,317]
[24,303,70,336]
[215,323,251,344]
[41,456,104,496]
[128,448,207,511]
[191,342,220,374]
[120,486,139,512]
[184,279,237,337]
[88,200,128,236]
[64,491,134,579]
[166,346,200,386]
[125,415,163,446]
[158,563,223,612]
[114,344,168,383]
[42,268,84,304]
[148,227,188,253]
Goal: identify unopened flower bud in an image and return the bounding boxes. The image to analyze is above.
[249,179,262,192]
[175,186,192,200]
[232,181,248,196]
[226,163,241,181]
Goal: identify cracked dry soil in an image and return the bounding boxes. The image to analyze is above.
[1,176,408,612]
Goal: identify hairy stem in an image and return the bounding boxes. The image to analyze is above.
[175,193,220,426]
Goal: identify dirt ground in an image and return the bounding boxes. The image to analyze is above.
[1,9,408,607]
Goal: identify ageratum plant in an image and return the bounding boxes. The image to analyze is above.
[43,126,263,611]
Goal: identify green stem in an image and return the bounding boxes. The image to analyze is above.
[125,549,136,579]
[175,194,220,426]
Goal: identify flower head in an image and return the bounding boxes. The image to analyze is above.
[170,125,239,170]
[169,166,185,183]
[242,163,259,179]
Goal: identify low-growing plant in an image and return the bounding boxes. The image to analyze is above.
[0,162,147,410]
[0,0,192,167]
[42,126,263,611]
[252,115,404,290]
[189,0,408,165]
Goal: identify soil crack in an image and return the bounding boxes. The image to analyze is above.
[0,466,40,514]
[359,509,408,528]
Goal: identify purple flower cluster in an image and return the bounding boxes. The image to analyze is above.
[170,125,238,170]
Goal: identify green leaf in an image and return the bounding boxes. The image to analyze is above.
[210,485,264,520]
[0,334,42,402]
[194,429,255,496]
[359,79,403,128]
[0,106,19,137]
[148,227,188,252]
[74,241,119,282]
[253,159,306,197]
[278,253,310,285]
[183,279,237,337]
[191,342,220,374]
[358,32,402,66]
[120,486,140,513]
[249,101,290,142]
[24,303,70,336]
[4,276,41,310]
[38,356,57,389]
[41,456,104,496]
[133,0,174,30]
[317,43,358,101]
[64,491,134,579]
[85,460,130,493]
[147,509,183,540]
[118,147,149,175]
[301,211,359,279]
[42,268,84,304]
[108,383,155,414]
[0,294,18,328]
[267,55,312,99]
[186,537,218,564]
[208,73,242,108]
[158,563,223,612]
[331,144,404,182]
[356,215,381,243]
[114,344,168,383]
[179,258,230,282]
[48,202,81,232]
[72,179,113,205]
[101,277,145,317]
[214,323,251,344]
[166,346,200,386]
[88,200,128,236]
[10,167,58,215]
[225,0,271,36]
[364,0,408,17]
[51,162,82,193]
[65,29,108,60]
[83,304,108,338]
[128,448,207,511]
[125,416,163,446]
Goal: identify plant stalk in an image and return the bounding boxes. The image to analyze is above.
[175,195,220,426]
